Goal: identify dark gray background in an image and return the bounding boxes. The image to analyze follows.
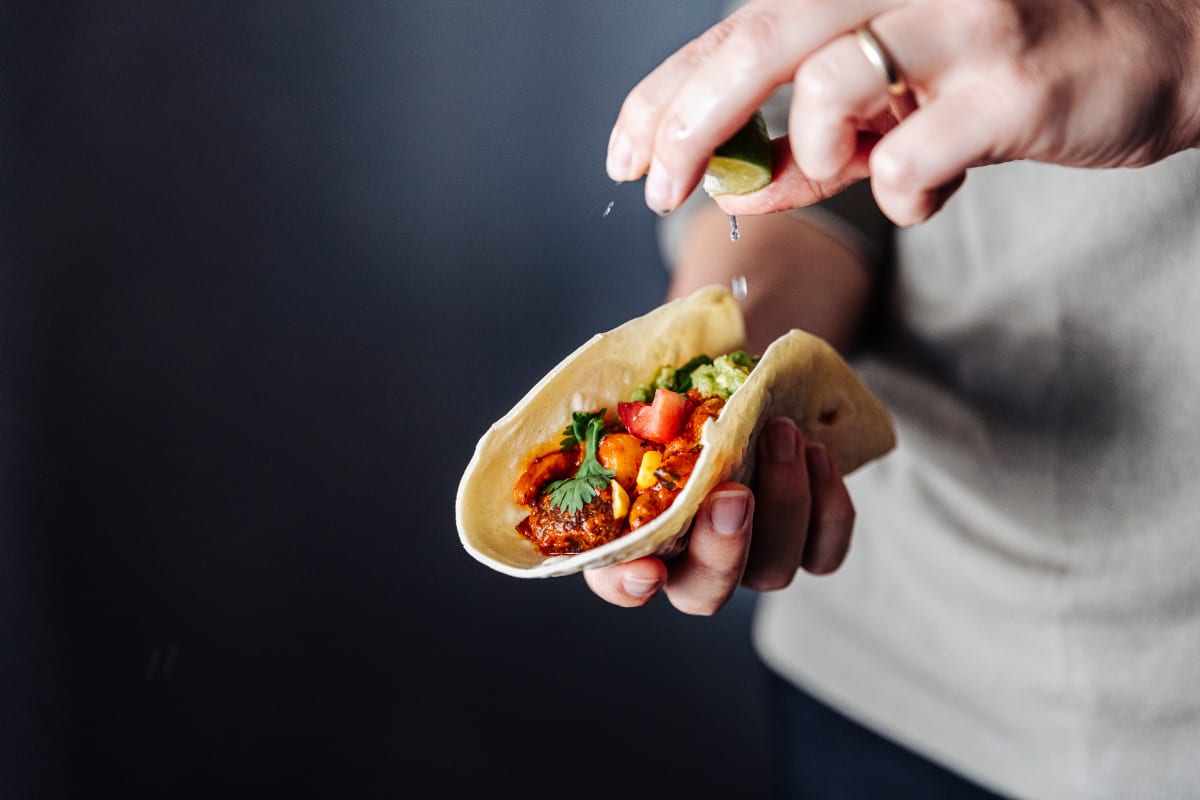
[1,2,776,798]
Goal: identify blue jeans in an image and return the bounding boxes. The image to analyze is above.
[763,666,1012,800]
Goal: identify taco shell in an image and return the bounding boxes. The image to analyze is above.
[455,284,896,578]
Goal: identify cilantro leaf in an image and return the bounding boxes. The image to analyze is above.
[558,409,605,450]
[545,414,615,515]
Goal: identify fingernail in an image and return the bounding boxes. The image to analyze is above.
[767,419,798,463]
[710,490,749,536]
[606,133,633,181]
[645,158,677,215]
[807,443,832,480]
[622,576,661,599]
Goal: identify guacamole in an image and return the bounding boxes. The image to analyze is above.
[630,350,757,402]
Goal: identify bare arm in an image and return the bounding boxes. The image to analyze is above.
[666,201,875,354]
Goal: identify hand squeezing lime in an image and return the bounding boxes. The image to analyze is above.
[702,110,773,196]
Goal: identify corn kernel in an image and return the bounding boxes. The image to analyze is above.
[611,479,630,520]
[636,450,663,492]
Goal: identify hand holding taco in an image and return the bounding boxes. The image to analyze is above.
[456,285,896,578]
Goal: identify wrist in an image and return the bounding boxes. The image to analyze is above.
[667,203,875,354]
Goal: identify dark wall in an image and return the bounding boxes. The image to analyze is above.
[2,3,773,798]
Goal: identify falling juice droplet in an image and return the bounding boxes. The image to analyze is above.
[603,200,615,218]
[731,275,748,301]
[729,214,740,242]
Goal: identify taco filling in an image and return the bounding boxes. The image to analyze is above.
[513,351,757,556]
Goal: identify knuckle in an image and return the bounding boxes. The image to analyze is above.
[658,110,692,146]
[723,10,780,72]
[821,503,856,528]
[794,53,840,104]
[817,513,856,542]
[958,0,1018,37]
[757,499,812,539]
[959,2,1048,104]
[691,559,742,589]
[950,0,1027,54]
[621,82,660,126]
[692,15,741,58]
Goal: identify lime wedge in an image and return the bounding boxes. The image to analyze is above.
[703,110,773,196]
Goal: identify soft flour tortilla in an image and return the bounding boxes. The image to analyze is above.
[455,284,896,578]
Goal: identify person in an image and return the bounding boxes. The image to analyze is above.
[583,1,1200,798]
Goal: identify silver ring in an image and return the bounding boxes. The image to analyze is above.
[854,24,908,97]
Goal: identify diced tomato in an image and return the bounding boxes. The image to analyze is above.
[618,388,690,444]
[617,401,652,437]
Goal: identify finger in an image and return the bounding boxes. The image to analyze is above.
[799,443,855,575]
[646,0,899,213]
[834,5,1001,224]
[742,417,811,591]
[789,3,959,181]
[711,135,873,215]
[584,556,669,608]
[606,7,754,183]
[870,90,992,225]
[791,31,896,182]
[663,483,754,616]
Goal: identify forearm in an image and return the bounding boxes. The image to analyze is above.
[666,201,876,355]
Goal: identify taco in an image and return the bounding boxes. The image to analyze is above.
[455,284,896,578]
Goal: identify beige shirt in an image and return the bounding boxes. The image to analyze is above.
[753,153,1200,799]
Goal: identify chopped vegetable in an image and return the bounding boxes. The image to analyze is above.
[611,479,630,520]
[618,388,690,444]
[635,450,663,491]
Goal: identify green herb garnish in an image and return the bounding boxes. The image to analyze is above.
[545,411,616,514]
[557,409,598,450]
